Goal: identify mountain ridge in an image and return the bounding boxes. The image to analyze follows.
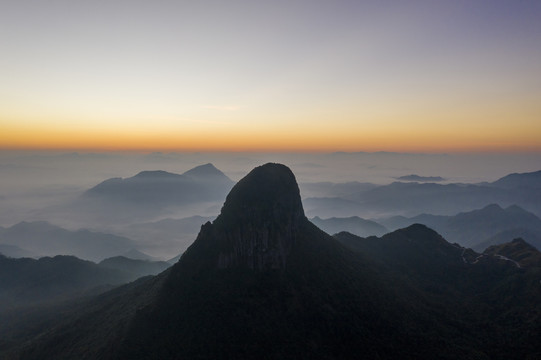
[484,238,541,268]
[310,215,388,237]
[379,203,541,250]
[84,163,233,206]
[0,221,135,262]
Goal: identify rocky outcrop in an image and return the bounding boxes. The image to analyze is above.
[181,163,306,271]
[215,223,295,270]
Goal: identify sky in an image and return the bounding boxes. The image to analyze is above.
[1,0,540,152]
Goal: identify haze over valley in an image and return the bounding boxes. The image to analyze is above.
[2,151,541,260]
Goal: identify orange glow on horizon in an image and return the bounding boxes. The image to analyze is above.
[2,119,540,154]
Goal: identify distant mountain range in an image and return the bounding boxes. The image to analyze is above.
[475,228,541,253]
[380,203,541,250]
[351,181,508,216]
[84,163,233,207]
[489,169,541,189]
[0,221,136,262]
[394,174,445,182]
[43,163,235,226]
[2,164,540,359]
[310,215,388,237]
[303,169,541,218]
[0,164,232,261]
[305,203,541,251]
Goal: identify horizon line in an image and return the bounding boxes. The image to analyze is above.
[2,147,541,156]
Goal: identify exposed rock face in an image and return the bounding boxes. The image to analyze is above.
[215,215,299,270]
[184,163,306,271]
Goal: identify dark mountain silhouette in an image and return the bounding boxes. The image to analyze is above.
[171,163,307,271]
[334,225,468,279]
[0,273,168,360]
[379,204,541,250]
[84,163,233,206]
[395,174,445,182]
[0,221,135,262]
[310,215,388,237]
[333,227,541,358]
[483,238,541,268]
[0,254,131,309]
[3,164,541,359]
[0,253,171,312]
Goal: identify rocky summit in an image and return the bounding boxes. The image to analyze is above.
[210,163,304,270]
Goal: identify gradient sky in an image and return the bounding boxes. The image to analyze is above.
[1,0,540,152]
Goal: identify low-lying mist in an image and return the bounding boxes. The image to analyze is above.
[1,150,540,260]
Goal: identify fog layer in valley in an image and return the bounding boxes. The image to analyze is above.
[1,151,540,260]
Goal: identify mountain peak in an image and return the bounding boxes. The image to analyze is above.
[132,170,181,179]
[180,163,306,272]
[182,163,230,180]
[483,203,503,211]
[217,163,304,226]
